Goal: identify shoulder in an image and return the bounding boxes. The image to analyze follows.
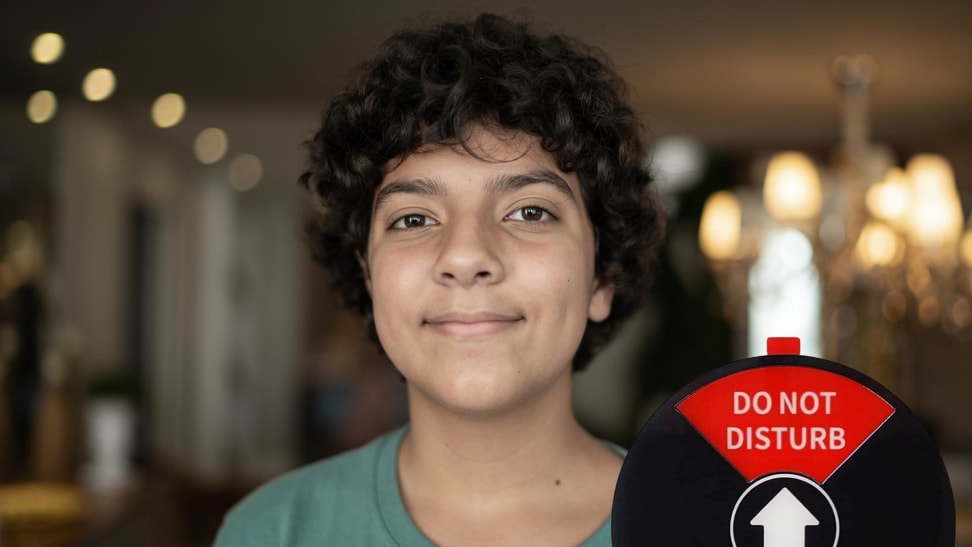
[214,427,405,547]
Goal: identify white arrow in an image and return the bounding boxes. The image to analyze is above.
[750,487,819,547]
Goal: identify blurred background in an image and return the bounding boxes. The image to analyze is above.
[1,1,971,545]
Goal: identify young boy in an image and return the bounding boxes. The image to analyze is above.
[215,13,664,546]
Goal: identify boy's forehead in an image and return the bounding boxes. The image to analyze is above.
[369,126,591,218]
[380,127,556,182]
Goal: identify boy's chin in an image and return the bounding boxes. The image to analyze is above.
[406,370,567,418]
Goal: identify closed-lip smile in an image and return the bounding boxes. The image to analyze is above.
[423,311,523,339]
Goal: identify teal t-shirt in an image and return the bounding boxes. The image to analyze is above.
[214,427,620,546]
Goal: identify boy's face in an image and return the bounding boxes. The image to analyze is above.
[365,128,613,416]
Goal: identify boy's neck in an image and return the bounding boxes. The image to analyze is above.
[399,368,589,495]
[396,368,621,545]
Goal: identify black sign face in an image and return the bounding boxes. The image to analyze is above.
[612,353,955,546]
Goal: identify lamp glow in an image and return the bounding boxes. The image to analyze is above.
[882,290,907,323]
[228,154,263,192]
[906,154,963,250]
[82,68,116,102]
[953,298,972,329]
[151,93,186,128]
[31,33,64,64]
[866,167,911,229]
[5,221,43,281]
[26,90,57,123]
[194,128,228,164]
[763,152,822,221]
[855,221,900,269]
[918,296,941,327]
[699,191,741,260]
[961,229,972,268]
[697,52,972,334]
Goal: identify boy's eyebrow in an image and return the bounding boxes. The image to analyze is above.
[373,169,575,210]
[487,169,575,200]
[373,177,447,210]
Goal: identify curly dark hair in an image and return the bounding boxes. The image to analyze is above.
[300,13,666,370]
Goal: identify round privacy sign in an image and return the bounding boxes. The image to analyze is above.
[612,339,955,546]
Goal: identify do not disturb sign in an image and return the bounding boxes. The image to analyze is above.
[676,365,895,483]
[612,338,955,546]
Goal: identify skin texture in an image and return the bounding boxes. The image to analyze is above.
[302,14,666,372]
[278,14,665,546]
[366,128,612,418]
[363,128,621,546]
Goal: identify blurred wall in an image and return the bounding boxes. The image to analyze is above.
[46,101,311,482]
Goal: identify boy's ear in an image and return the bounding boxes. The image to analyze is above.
[356,250,372,294]
[588,278,614,323]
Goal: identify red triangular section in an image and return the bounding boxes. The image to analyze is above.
[676,365,894,483]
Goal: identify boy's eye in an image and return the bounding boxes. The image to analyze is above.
[507,206,553,222]
[391,213,438,229]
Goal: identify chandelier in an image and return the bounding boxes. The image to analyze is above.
[698,55,972,353]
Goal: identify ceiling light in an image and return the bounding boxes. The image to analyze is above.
[763,152,822,222]
[699,191,741,261]
[82,68,116,102]
[26,90,57,123]
[699,54,972,335]
[194,128,229,164]
[151,93,186,128]
[31,33,64,64]
[228,154,263,192]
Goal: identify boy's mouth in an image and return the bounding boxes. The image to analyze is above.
[423,311,523,339]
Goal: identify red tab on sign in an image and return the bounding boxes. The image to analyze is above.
[676,365,894,483]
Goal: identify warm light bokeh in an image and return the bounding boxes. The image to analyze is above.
[906,154,963,251]
[699,190,741,260]
[151,93,186,128]
[763,152,822,221]
[194,128,229,164]
[31,32,65,64]
[961,229,972,268]
[27,90,58,123]
[5,220,44,282]
[855,221,900,269]
[228,154,263,192]
[865,167,911,229]
[82,68,116,102]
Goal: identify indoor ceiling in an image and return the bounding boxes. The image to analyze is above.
[3,0,972,149]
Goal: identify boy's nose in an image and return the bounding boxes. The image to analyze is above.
[434,219,505,288]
